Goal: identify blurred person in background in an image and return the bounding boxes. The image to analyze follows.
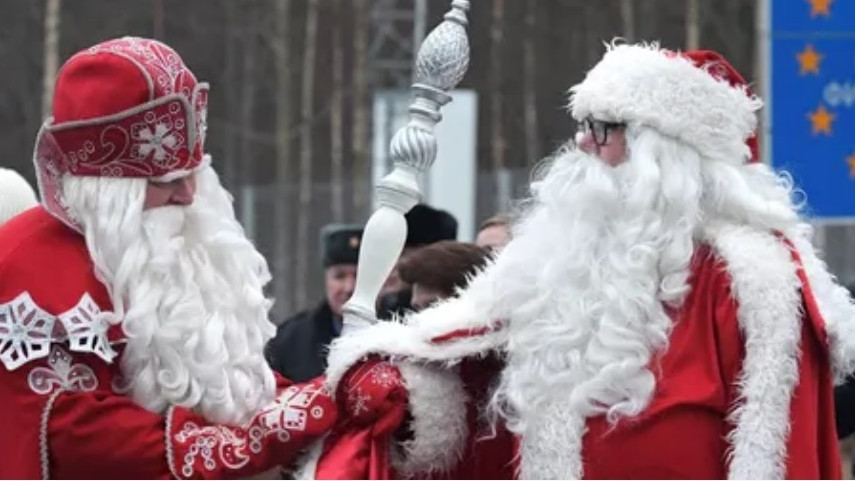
[0,167,38,226]
[266,224,363,382]
[0,37,338,479]
[397,240,492,311]
[474,213,512,252]
[376,203,458,319]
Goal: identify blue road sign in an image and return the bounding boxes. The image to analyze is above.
[770,0,855,220]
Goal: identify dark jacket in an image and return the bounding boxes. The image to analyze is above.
[835,375,855,439]
[265,301,341,383]
[376,288,413,321]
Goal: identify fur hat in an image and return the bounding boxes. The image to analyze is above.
[570,42,762,164]
[405,204,458,248]
[0,168,38,226]
[321,224,364,268]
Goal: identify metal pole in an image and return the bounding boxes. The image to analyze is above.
[757,0,772,166]
[413,0,428,66]
[41,0,61,119]
[686,0,700,50]
[342,0,471,333]
[152,0,165,40]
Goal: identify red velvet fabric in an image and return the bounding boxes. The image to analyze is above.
[315,359,409,480]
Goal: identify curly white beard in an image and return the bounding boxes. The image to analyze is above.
[62,160,276,425]
[484,130,709,432]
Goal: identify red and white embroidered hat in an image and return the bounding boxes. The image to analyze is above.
[33,36,209,228]
[569,42,762,164]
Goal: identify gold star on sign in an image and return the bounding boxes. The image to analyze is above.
[796,44,823,75]
[808,0,833,17]
[848,151,855,178]
[808,104,835,136]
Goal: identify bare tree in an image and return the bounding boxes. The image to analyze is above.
[522,0,539,165]
[272,0,294,316]
[686,0,700,49]
[41,0,61,119]
[706,0,756,73]
[583,3,602,65]
[152,0,165,40]
[489,0,506,212]
[752,0,765,86]
[351,0,371,219]
[620,0,635,42]
[237,16,257,209]
[221,0,239,188]
[295,0,320,309]
[330,0,345,222]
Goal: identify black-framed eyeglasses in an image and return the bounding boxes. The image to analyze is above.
[578,117,626,146]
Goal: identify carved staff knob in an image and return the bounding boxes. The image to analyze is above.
[342,0,471,332]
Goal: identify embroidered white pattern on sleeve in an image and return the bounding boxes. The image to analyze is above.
[171,382,330,478]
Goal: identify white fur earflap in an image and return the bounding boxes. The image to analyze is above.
[703,223,802,479]
[570,42,761,163]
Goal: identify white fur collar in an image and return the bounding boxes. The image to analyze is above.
[788,231,855,382]
[703,223,802,479]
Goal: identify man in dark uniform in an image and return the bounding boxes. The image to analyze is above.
[266,224,363,382]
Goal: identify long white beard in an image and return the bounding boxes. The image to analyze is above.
[486,132,708,435]
[63,162,276,425]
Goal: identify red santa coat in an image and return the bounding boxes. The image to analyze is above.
[305,224,849,479]
[0,207,336,479]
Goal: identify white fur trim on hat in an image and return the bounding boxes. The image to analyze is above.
[0,167,38,226]
[570,42,762,162]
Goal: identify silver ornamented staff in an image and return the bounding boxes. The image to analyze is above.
[342,0,471,333]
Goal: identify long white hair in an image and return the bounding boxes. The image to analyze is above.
[477,125,802,435]
[62,159,276,425]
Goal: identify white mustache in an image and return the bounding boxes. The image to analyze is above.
[142,205,188,237]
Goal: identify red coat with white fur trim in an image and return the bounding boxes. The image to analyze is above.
[0,207,337,479]
[304,225,846,479]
